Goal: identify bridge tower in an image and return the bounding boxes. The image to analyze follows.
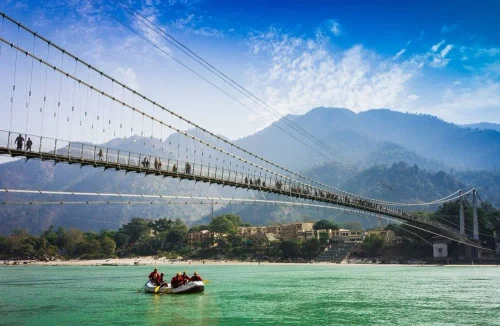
[458,190,469,258]
[471,189,481,258]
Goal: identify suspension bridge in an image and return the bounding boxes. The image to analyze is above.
[0,12,487,250]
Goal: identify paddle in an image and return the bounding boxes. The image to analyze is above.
[203,280,210,285]
[154,282,168,293]
[138,281,149,293]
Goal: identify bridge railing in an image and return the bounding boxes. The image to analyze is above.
[1,130,286,190]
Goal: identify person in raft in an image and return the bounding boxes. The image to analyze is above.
[158,273,168,287]
[149,268,161,285]
[171,272,183,288]
[181,271,191,284]
[190,272,203,282]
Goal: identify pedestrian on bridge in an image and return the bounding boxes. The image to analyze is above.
[15,134,24,150]
[97,149,103,161]
[26,138,33,152]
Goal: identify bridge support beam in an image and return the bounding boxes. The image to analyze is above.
[459,190,464,235]
[471,189,481,259]
[457,190,468,258]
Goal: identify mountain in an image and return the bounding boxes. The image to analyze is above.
[236,108,500,171]
[463,122,500,133]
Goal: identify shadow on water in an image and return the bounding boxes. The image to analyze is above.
[144,291,220,325]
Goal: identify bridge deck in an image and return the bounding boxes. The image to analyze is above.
[0,131,474,245]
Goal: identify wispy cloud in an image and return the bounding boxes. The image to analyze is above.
[411,42,453,68]
[246,28,419,120]
[476,47,500,57]
[414,78,500,124]
[440,44,453,57]
[431,40,445,52]
[114,67,139,89]
[441,24,458,34]
[169,13,224,38]
[393,48,406,60]
[328,20,341,36]
[407,94,419,101]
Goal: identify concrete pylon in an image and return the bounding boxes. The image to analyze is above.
[473,189,479,241]
[459,190,465,235]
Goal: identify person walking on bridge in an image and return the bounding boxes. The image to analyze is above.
[26,138,33,152]
[15,134,24,150]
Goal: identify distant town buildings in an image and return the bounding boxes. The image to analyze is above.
[187,222,395,247]
[237,223,367,243]
[186,230,225,248]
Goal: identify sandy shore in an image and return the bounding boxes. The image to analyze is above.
[1,257,498,267]
[1,257,254,267]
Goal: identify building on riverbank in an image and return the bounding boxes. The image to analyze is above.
[186,230,226,248]
[237,223,366,243]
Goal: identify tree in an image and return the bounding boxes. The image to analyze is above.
[41,226,58,246]
[166,229,186,248]
[279,239,302,258]
[101,237,116,256]
[119,218,152,243]
[302,238,321,258]
[362,234,384,256]
[114,232,130,248]
[153,218,173,233]
[209,214,243,234]
[313,220,339,230]
[61,228,84,255]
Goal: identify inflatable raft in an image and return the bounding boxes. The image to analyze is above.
[143,280,204,294]
[170,281,205,294]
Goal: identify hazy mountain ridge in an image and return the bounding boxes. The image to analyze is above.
[463,122,500,132]
[236,108,446,172]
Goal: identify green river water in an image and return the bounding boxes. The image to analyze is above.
[0,264,499,325]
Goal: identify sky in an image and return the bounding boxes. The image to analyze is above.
[0,0,500,142]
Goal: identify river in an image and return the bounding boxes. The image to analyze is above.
[0,264,499,325]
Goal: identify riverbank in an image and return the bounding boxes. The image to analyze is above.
[2,257,498,267]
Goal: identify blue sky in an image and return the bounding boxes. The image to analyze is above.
[0,0,499,141]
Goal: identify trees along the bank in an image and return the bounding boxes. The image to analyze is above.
[302,238,321,258]
[313,220,339,230]
[209,214,243,234]
[101,237,116,256]
[119,218,152,243]
[362,234,385,256]
[280,239,302,258]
